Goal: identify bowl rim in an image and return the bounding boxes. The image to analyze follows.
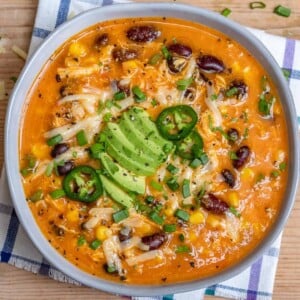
[5,2,299,296]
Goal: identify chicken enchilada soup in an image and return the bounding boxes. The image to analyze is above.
[20,17,288,284]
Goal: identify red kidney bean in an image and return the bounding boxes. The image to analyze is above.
[167,43,192,58]
[94,33,109,48]
[141,232,166,250]
[126,25,160,43]
[196,55,225,73]
[201,193,229,214]
[228,80,248,100]
[227,128,239,142]
[57,160,74,176]
[232,145,250,169]
[112,48,138,62]
[51,143,69,158]
[118,226,132,242]
[221,169,236,188]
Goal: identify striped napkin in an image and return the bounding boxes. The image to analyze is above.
[1,1,299,300]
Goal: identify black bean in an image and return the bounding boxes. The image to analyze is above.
[201,193,229,214]
[51,143,69,158]
[227,128,239,142]
[118,226,132,242]
[167,43,192,58]
[112,48,138,62]
[55,74,61,82]
[228,80,248,100]
[127,25,160,43]
[167,56,187,73]
[95,33,109,48]
[141,232,166,250]
[57,160,74,176]
[233,145,250,169]
[196,55,225,73]
[221,169,236,188]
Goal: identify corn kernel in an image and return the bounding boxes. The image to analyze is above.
[219,106,228,115]
[66,209,79,223]
[95,225,109,241]
[135,223,153,236]
[206,215,222,229]
[164,207,174,217]
[189,231,198,242]
[241,167,255,181]
[190,211,205,225]
[32,143,49,159]
[228,192,239,207]
[68,42,87,57]
[122,60,138,72]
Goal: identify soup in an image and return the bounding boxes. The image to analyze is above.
[20,17,288,284]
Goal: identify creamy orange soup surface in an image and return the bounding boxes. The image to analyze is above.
[20,17,288,284]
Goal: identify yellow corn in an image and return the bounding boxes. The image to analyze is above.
[122,60,138,72]
[95,225,109,241]
[189,231,198,242]
[66,209,79,223]
[219,106,228,115]
[31,143,49,159]
[228,192,239,207]
[189,211,205,225]
[241,167,255,181]
[68,42,87,57]
[164,207,174,217]
[206,215,221,229]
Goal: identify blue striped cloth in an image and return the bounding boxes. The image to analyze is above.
[1,1,299,300]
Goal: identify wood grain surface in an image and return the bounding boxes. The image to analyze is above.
[0,0,299,299]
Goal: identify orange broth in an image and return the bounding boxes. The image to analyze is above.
[20,17,288,284]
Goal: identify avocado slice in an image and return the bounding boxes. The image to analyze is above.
[100,175,134,208]
[100,152,145,194]
[124,107,173,153]
[106,142,156,176]
[104,122,160,168]
[119,112,166,162]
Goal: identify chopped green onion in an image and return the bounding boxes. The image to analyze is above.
[182,179,191,198]
[174,209,190,222]
[76,130,88,146]
[274,5,291,17]
[103,112,112,122]
[77,236,86,246]
[161,46,171,60]
[256,173,265,183]
[163,224,177,233]
[229,206,241,217]
[175,245,190,253]
[113,209,129,223]
[29,189,43,202]
[113,91,126,101]
[279,162,286,171]
[249,2,266,9]
[243,127,249,139]
[89,239,101,250]
[225,87,238,97]
[189,158,202,169]
[221,8,232,17]
[210,94,218,101]
[176,77,193,91]
[271,170,280,178]
[229,151,238,160]
[150,180,163,192]
[106,265,117,273]
[105,100,114,109]
[20,168,30,176]
[166,177,179,191]
[149,53,163,65]
[132,86,146,102]
[178,233,185,242]
[50,189,66,199]
[149,211,164,225]
[258,94,273,116]
[145,195,155,204]
[166,164,179,175]
[151,98,158,107]
[47,134,63,146]
[90,143,105,159]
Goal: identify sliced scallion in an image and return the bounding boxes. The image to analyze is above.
[166,164,179,175]
[76,130,88,146]
[174,209,190,222]
[182,179,191,198]
[150,180,163,192]
[47,134,63,146]
[113,209,129,223]
[274,5,291,17]
[221,8,232,17]
[176,77,193,91]
[163,224,177,233]
[249,2,266,9]
[113,91,126,101]
[132,86,146,102]
[50,189,66,199]
[149,211,164,225]
[89,239,101,250]
[149,53,162,65]
[175,245,191,253]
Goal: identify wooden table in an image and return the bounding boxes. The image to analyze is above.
[0,0,299,299]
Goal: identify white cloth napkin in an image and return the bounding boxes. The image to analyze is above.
[1,1,299,300]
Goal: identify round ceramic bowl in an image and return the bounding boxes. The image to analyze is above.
[5,2,299,297]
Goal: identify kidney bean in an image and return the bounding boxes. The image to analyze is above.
[228,80,248,100]
[112,48,138,62]
[57,160,74,176]
[227,128,239,142]
[201,193,229,214]
[94,33,109,48]
[196,55,225,73]
[221,169,236,188]
[126,25,160,43]
[232,145,250,169]
[141,232,166,250]
[183,87,196,102]
[167,56,187,73]
[118,226,132,242]
[51,143,69,158]
[167,43,192,58]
